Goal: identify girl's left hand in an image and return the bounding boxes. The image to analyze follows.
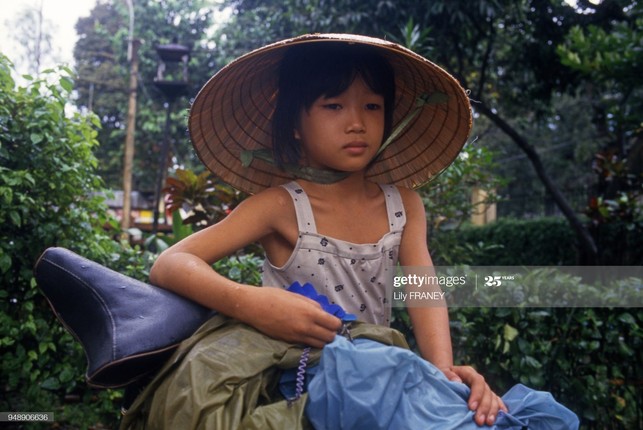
[442,366,508,427]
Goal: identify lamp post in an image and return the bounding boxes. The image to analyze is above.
[151,41,190,237]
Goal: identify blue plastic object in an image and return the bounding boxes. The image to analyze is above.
[306,336,579,430]
[286,281,357,322]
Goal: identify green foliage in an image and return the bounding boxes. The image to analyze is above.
[391,235,642,430]
[558,16,643,90]
[450,306,642,429]
[421,143,505,237]
[431,215,642,427]
[164,168,246,229]
[591,220,643,266]
[434,216,642,266]
[0,55,148,428]
[433,217,579,266]
[393,18,434,54]
[586,149,643,227]
[556,4,643,252]
[73,0,216,191]
[213,254,264,287]
[147,168,262,255]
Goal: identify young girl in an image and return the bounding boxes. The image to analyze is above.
[135,34,577,429]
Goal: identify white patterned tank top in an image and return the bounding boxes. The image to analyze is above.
[262,181,406,326]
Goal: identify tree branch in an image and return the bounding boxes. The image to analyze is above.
[474,100,599,263]
[475,22,495,101]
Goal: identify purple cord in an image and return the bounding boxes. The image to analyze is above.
[286,323,353,407]
[288,346,311,407]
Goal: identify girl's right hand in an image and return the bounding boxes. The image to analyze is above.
[239,286,342,348]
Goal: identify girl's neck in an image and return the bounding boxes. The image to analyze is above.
[296,171,380,202]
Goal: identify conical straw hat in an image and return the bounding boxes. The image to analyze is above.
[189,33,472,194]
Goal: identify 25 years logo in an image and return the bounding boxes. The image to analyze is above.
[483,274,515,287]
[484,276,502,287]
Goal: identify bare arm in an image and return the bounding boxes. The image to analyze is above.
[398,188,506,426]
[397,188,453,367]
[150,187,341,348]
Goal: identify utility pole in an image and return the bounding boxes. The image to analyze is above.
[121,0,139,239]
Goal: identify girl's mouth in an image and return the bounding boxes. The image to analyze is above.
[343,142,369,155]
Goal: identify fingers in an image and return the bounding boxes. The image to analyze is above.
[473,382,497,426]
[450,366,507,426]
[299,328,336,349]
[499,397,508,412]
[441,367,463,383]
[270,292,342,346]
[292,294,343,334]
[298,312,341,348]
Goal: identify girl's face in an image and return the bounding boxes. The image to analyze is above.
[295,77,385,173]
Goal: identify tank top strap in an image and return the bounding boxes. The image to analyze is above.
[281,181,318,233]
[379,184,406,232]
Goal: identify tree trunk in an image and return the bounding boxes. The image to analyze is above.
[474,101,599,264]
[121,38,141,237]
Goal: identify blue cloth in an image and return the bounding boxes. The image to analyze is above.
[306,337,579,430]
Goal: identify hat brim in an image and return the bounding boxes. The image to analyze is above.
[189,33,472,194]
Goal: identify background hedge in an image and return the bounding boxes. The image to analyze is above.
[432,217,642,266]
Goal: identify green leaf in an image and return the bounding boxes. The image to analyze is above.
[171,210,193,242]
[9,210,21,226]
[59,367,75,383]
[503,323,519,342]
[617,312,636,325]
[30,133,44,144]
[523,355,542,369]
[0,252,11,273]
[40,377,61,391]
[59,76,74,92]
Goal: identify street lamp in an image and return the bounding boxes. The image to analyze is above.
[151,40,190,236]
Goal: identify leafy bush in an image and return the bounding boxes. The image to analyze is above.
[415,216,642,429]
[433,216,642,266]
[450,305,642,429]
[432,217,579,266]
[0,55,147,429]
[591,220,643,265]
[395,266,642,428]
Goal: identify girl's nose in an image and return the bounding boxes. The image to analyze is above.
[345,108,365,133]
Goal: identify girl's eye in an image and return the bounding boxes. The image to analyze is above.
[323,103,342,110]
[366,103,382,111]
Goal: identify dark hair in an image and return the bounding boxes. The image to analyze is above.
[272,42,396,168]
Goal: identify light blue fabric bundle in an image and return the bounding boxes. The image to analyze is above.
[306,336,579,430]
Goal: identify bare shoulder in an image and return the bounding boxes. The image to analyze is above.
[244,185,299,262]
[229,185,296,232]
[395,186,426,218]
[241,186,293,216]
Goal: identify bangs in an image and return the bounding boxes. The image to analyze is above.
[299,49,394,110]
[281,43,395,112]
